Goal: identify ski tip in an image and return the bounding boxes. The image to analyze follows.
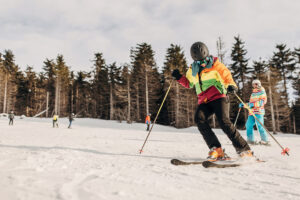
[170,159,181,165]
[202,160,241,168]
[202,161,214,168]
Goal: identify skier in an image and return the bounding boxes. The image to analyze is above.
[171,41,252,161]
[68,113,75,128]
[8,110,14,125]
[53,114,59,128]
[145,114,151,131]
[239,79,269,145]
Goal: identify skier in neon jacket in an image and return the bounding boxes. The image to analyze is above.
[145,114,151,131]
[172,41,252,161]
[53,114,59,128]
[239,79,269,145]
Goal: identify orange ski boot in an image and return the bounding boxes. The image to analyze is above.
[239,150,254,158]
[207,147,230,162]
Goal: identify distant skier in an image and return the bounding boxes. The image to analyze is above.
[239,79,269,145]
[172,41,252,161]
[68,113,75,128]
[53,114,59,128]
[145,114,151,131]
[8,110,14,125]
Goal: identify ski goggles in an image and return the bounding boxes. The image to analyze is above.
[195,56,211,67]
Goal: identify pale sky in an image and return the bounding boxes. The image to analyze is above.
[1,0,300,72]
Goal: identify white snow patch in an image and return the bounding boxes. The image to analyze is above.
[0,117,300,200]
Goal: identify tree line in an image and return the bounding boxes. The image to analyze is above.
[0,36,299,134]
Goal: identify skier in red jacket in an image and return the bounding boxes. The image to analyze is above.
[145,114,151,131]
[172,42,252,161]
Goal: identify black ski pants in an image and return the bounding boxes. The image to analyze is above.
[194,97,250,153]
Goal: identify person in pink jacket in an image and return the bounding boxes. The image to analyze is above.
[239,79,269,145]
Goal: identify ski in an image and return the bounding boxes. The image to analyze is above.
[171,158,265,167]
[202,160,240,168]
[170,158,232,166]
[170,159,204,166]
[202,158,265,168]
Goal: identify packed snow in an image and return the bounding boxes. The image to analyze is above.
[0,116,299,200]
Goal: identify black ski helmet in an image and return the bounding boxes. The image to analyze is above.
[190,42,209,61]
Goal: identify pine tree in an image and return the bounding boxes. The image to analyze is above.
[161,44,191,128]
[292,47,300,134]
[107,62,122,120]
[229,36,253,127]
[74,71,91,117]
[294,47,300,73]
[24,66,37,116]
[293,77,300,134]
[14,70,27,115]
[35,72,47,117]
[270,44,295,132]
[262,65,281,134]
[0,53,4,111]
[42,59,56,117]
[130,43,161,122]
[91,53,109,119]
[293,47,300,92]
[54,55,71,116]
[1,50,18,114]
[68,71,75,115]
[117,64,132,122]
[271,44,296,104]
[252,58,268,79]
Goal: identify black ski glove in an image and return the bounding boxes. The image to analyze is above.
[172,69,182,80]
[227,85,238,94]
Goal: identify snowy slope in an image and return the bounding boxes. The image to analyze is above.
[0,117,299,200]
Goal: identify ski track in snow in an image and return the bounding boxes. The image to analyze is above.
[0,117,300,200]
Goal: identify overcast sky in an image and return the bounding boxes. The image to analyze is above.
[1,0,300,72]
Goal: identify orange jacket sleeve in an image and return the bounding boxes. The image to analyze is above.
[215,61,237,88]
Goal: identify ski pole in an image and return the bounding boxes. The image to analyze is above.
[234,108,241,127]
[234,91,290,156]
[139,80,173,154]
